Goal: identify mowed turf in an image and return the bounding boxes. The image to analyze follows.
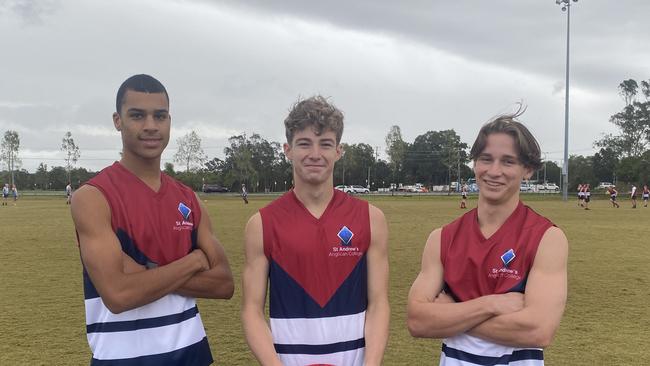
[1,194,649,365]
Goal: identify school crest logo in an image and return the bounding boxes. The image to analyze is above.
[500,248,516,268]
[178,202,191,220]
[337,226,354,246]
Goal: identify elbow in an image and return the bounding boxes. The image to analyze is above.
[407,313,430,338]
[102,293,132,314]
[531,328,556,348]
[220,279,235,299]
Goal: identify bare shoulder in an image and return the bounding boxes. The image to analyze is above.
[245,212,262,231]
[423,228,443,257]
[368,203,387,223]
[539,226,569,252]
[70,185,109,222]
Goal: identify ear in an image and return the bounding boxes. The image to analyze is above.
[113,112,122,131]
[335,144,343,162]
[523,167,534,180]
[283,142,292,161]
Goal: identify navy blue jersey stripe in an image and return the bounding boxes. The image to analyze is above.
[83,268,100,300]
[87,306,199,333]
[116,229,153,266]
[269,255,367,318]
[274,337,365,355]
[91,336,213,366]
[442,344,543,365]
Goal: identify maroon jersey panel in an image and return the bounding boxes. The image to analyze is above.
[260,190,370,308]
[440,201,553,302]
[86,162,201,266]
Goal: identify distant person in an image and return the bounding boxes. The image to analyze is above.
[460,183,468,209]
[241,183,249,204]
[11,184,18,204]
[577,183,584,207]
[643,184,649,208]
[583,183,591,210]
[607,186,620,208]
[2,183,8,206]
[242,96,390,365]
[630,184,637,208]
[71,74,234,365]
[65,182,73,205]
[407,110,568,365]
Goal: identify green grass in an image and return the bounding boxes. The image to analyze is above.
[1,194,649,365]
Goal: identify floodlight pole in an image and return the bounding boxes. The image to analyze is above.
[556,0,577,201]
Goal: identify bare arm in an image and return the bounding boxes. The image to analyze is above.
[406,229,524,338]
[364,205,390,366]
[72,185,209,314]
[175,196,234,299]
[467,227,568,348]
[241,213,282,366]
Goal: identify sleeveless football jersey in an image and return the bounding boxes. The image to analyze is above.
[439,201,553,366]
[81,162,213,366]
[260,190,370,366]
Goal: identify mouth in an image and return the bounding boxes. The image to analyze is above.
[482,179,504,188]
[140,138,163,147]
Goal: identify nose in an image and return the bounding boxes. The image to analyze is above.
[307,145,322,160]
[142,114,159,132]
[485,161,503,176]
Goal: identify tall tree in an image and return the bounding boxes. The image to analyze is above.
[1,130,21,186]
[619,79,639,106]
[174,131,207,173]
[385,125,408,184]
[597,78,650,158]
[61,131,81,182]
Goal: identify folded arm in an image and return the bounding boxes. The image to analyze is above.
[407,229,524,339]
[175,196,234,299]
[72,185,209,314]
[468,226,568,348]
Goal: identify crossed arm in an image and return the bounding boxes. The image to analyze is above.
[72,185,233,314]
[407,227,568,348]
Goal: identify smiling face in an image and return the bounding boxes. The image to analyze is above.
[473,133,533,205]
[284,127,342,187]
[113,90,170,163]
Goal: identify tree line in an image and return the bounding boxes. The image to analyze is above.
[2,78,648,192]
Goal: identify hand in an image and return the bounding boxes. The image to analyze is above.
[190,249,210,271]
[489,292,525,316]
[434,292,455,304]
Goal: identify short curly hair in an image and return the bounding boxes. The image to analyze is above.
[284,96,344,144]
[470,108,542,171]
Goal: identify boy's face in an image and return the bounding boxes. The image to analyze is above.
[113,90,170,161]
[284,127,342,186]
[473,132,532,205]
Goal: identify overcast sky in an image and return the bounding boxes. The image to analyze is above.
[1,0,649,173]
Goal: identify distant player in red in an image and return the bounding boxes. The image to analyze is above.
[607,186,620,208]
[583,184,591,210]
[242,96,390,365]
[460,184,468,209]
[643,184,649,207]
[407,110,568,365]
[577,184,584,207]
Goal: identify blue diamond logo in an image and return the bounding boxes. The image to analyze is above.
[178,202,191,220]
[337,226,354,246]
[501,248,516,268]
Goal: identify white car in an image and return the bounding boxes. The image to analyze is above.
[335,185,352,193]
[543,183,560,191]
[597,182,614,189]
[349,185,370,194]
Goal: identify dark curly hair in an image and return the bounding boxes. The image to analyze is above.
[284,95,344,144]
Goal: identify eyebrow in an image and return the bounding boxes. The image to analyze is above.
[478,152,519,160]
[125,108,169,113]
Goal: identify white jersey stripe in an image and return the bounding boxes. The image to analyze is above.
[88,313,207,360]
[85,294,196,325]
[270,310,365,345]
[278,348,365,366]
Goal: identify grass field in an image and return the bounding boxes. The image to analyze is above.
[1,194,649,365]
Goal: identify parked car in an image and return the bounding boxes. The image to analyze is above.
[202,184,229,193]
[335,185,352,193]
[520,183,533,192]
[597,182,614,190]
[349,185,370,194]
[543,183,560,191]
